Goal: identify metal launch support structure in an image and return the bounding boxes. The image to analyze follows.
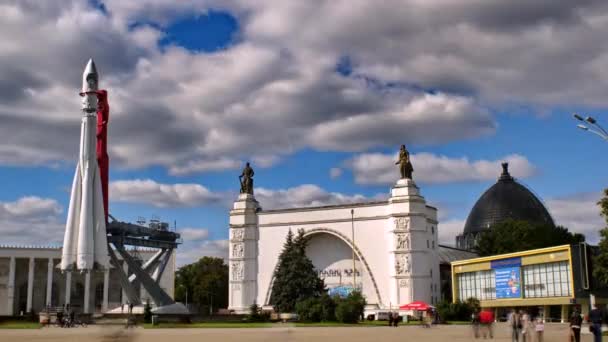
[106,215,181,307]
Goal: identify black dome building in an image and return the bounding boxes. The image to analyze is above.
[456,163,555,251]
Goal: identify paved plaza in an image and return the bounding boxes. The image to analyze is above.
[0,323,598,342]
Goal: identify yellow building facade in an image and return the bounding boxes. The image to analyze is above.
[451,244,606,322]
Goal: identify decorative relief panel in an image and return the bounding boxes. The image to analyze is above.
[232,283,241,291]
[231,228,245,241]
[395,254,411,275]
[399,279,409,288]
[395,217,410,231]
[232,243,244,258]
[231,261,244,281]
[395,233,410,250]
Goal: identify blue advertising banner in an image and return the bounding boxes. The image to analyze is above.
[494,266,521,298]
[492,257,522,299]
[328,286,354,298]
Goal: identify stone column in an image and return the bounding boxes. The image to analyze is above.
[46,258,54,306]
[65,272,72,305]
[26,258,34,313]
[387,178,436,308]
[228,193,259,314]
[102,269,109,312]
[121,261,128,306]
[561,304,569,323]
[7,257,15,315]
[83,271,91,313]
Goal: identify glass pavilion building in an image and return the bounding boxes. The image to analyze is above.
[451,244,607,322]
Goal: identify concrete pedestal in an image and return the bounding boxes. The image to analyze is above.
[228,194,260,314]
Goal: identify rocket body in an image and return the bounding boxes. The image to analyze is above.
[61,59,110,271]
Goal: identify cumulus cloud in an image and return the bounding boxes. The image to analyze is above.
[109,179,225,207]
[256,184,385,210]
[178,228,210,241]
[0,196,65,246]
[176,239,229,266]
[0,1,497,174]
[349,152,536,185]
[438,219,466,247]
[546,192,604,244]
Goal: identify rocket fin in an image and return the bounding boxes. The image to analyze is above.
[61,163,82,271]
[93,164,110,269]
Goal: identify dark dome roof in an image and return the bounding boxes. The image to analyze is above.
[463,163,555,234]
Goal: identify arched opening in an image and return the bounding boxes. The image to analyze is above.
[264,228,382,307]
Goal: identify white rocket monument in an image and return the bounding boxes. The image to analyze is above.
[60,59,110,272]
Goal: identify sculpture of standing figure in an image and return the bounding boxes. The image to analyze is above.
[395,144,413,180]
[239,162,255,194]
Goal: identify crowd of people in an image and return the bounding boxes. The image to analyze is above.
[471,304,606,342]
[506,309,543,342]
[51,303,82,328]
[472,308,495,339]
[570,304,605,342]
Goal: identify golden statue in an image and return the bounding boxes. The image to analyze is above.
[395,145,413,180]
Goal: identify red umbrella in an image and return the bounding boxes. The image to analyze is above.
[399,301,433,311]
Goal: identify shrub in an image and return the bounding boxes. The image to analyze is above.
[295,298,323,322]
[319,293,336,321]
[436,298,478,322]
[247,303,270,322]
[334,291,366,324]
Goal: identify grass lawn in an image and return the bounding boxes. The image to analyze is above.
[0,321,42,329]
[144,320,464,329]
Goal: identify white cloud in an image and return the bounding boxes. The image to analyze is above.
[178,228,210,241]
[176,239,229,266]
[0,1,496,174]
[330,167,343,179]
[546,192,604,244]
[256,184,385,210]
[109,179,224,207]
[349,152,536,185]
[438,219,466,247]
[0,196,65,246]
[169,158,242,176]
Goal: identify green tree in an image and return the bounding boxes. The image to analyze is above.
[476,219,584,256]
[594,189,608,286]
[270,229,325,313]
[175,256,228,314]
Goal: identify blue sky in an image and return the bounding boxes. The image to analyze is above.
[1,1,608,264]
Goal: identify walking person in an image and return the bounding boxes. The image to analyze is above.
[533,314,544,342]
[589,304,604,342]
[508,310,522,342]
[570,309,583,342]
[521,310,531,342]
[479,308,494,339]
[388,311,393,327]
[471,309,480,338]
[393,312,400,327]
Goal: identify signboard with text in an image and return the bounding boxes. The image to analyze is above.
[492,258,521,299]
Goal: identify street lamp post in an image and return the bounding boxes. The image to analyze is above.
[573,114,608,140]
[351,209,356,291]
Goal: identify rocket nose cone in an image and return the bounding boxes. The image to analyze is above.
[82,58,99,93]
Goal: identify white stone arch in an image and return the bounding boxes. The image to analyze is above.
[263,227,383,306]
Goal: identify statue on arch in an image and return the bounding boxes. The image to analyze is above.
[239,162,255,194]
[395,144,413,180]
